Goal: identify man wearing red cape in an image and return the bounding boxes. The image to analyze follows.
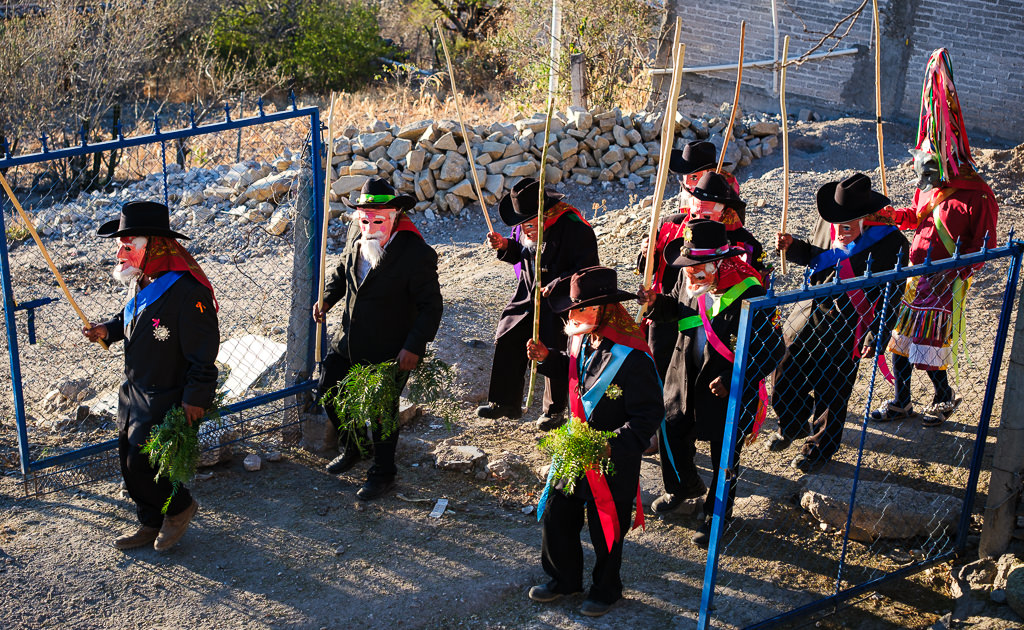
[525,266,662,617]
[639,220,783,545]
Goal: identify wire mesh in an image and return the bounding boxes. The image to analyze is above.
[0,108,319,493]
[698,245,1021,629]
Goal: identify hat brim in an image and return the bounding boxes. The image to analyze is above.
[816,182,891,223]
[97,219,189,240]
[547,282,637,314]
[690,186,746,212]
[669,154,729,174]
[497,187,565,227]
[343,194,416,212]
[664,239,744,268]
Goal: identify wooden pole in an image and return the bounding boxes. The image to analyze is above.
[0,172,107,351]
[315,92,338,364]
[435,18,494,234]
[569,54,588,109]
[872,0,888,195]
[524,0,561,409]
[779,35,791,275]
[638,17,684,323]
[716,21,746,174]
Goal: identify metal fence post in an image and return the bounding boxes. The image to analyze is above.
[0,197,31,475]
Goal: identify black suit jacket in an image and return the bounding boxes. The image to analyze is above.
[649,278,783,441]
[102,274,220,446]
[495,211,599,343]
[323,222,443,364]
[538,338,663,498]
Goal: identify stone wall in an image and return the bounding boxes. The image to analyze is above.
[663,0,1024,142]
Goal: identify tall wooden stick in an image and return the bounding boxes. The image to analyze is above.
[716,21,746,174]
[638,19,685,323]
[435,19,494,234]
[524,0,561,409]
[779,36,791,275]
[315,92,338,364]
[0,172,107,350]
[872,0,888,195]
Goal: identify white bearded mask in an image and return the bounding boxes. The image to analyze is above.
[684,261,719,299]
[113,236,147,284]
[356,209,397,269]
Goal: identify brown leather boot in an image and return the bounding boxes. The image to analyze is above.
[154,499,198,551]
[114,525,160,550]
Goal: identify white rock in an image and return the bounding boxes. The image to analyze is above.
[406,148,427,172]
[397,120,433,140]
[434,132,459,152]
[387,138,413,160]
[332,175,369,196]
[180,189,205,207]
[244,169,298,202]
[243,453,262,472]
[357,131,392,152]
[433,443,487,472]
[266,207,291,236]
[502,161,537,177]
[265,451,283,462]
[348,160,377,177]
[567,106,592,131]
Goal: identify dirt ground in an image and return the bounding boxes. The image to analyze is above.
[2,115,1023,630]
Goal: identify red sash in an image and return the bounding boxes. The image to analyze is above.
[837,259,895,383]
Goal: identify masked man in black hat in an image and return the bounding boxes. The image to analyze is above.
[525,266,663,617]
[774,174,909,472]
[82,201,219,551]
[478,178,599,430]
[313,177,443,501]
[638,220,782,546]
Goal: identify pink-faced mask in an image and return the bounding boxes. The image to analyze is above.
[116,236,148,272]
[689,199,726,222]
[685,261,719,293]
[356,209,397,242]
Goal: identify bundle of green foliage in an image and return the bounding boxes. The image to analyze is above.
[320,351,458,455]
[141,401,223,514]
[209,0,397,90]
[538,418,616,494]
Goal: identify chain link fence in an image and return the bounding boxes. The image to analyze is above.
[0,104,324,495]
[696,239,1023,628]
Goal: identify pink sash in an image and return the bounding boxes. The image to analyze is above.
[837,260,895,383]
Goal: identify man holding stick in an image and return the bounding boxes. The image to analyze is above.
[478,178,598,431]
[314,178,443,500]
[82,201,219,551]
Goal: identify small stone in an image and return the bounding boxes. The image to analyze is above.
[334,545,347,556]
[397,120,432,140]
[434,132,459,152]
[387,138,413,160]
[357,131,392,152]
[265,451,283,463]
[243,453,262,472]
[522,505,534,515]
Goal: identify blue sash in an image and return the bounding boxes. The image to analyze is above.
[810,225,898,274]
[124,271,184,333]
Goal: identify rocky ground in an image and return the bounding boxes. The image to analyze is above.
[2,110,1024,629]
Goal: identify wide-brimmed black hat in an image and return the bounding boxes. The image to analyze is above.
[669,140,729,174]
[548,266,636,313]
[343,176,416,212]
[498,177,565,227]
[689,171,746,213]
[816,173,891,223]
[97,201,189,240]
[664,219,744,268]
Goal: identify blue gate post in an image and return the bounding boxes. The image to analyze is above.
[957,236,1024,548]
[697,300,757,629]
[309,107,325,368]
[0,195,32,475]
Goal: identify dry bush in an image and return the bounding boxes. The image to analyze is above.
[316,83,519,130]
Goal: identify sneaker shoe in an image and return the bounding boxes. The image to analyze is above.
[580,599,614,617]
[869,400,915,422]
[535,413,566,431]
[790,454,828,474]
[476,402,523,420]
[528,583,576,603]
[326,447,360,474]
[922,397,962,427]
[114,525,160,550]
[356,477,396,501]
[767,431,792,452]
[154,499,198,551]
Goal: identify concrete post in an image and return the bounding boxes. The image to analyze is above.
[980,286,1024,558]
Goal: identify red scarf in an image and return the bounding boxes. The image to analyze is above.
[544,202,590,229]
[716,255,762,290]
[392,213,424,239]
[142,237,217,310]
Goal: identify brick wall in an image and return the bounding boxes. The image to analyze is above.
[666,0,1024,142]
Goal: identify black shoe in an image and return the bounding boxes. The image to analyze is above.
[476,402,523,419]
[535,413,566,431]
[528,583,570,603]
[326,448,360,474]
[767,431,792,452]
[692,517,712,547]
[790,454,828,474]
[580,599,614,617]
[356,477,395,501]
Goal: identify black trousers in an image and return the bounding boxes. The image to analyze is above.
[487,317,567,416]
[119,428,192,528]
[657,418,703,496]
[704,429,744,519]
[892,353,954,408]
[540,479,636,604]
[772,351,858,462]
[318,350,408,481]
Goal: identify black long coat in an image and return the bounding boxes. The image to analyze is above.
[649,276,783,441]
[538,338,663,499]
[323,222,444,364]
[102,274,220,446]
[495,212,599,343]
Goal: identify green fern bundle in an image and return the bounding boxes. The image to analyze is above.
[538,419,617,494]
[141,402,220,514]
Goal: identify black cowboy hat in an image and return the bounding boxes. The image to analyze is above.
[97,201,189,240]
[689,171,746,213]
[498,177,565,227]
[669,140,729,174]
[343,176,416,212]
[664,219,744,268]
[548,266,637,313]
[816,173,891,224]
